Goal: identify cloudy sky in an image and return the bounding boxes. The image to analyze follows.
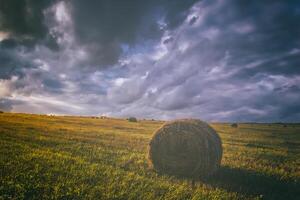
[0,0,300,122]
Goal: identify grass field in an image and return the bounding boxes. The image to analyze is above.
[0,113,299,200]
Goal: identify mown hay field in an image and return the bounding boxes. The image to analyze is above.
[0,113,299,200]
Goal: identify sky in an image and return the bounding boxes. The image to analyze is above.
[0,0,300,122]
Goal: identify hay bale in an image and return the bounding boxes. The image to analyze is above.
[128,117,137,122]
[148,119,222,178]
[231,123,238,128]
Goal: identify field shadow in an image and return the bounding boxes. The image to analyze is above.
[201,166,300,200]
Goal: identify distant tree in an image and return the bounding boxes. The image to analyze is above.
[0,111,4,113]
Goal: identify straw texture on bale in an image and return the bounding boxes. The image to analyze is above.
[148,119,222,178]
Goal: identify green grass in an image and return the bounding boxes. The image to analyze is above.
[0,113,299,200]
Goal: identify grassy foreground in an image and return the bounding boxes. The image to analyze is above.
[0,113,299,200]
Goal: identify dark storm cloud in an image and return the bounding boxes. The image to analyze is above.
[1,0,300,122]
[0,43,36,79]
[70,0,198,67]
[71,0,198,43]
[0,0,57,43]
[0,98,22,111]
[105,0,300,121]
[0,0,199,77]
[194,0,300,77]
[42,78,65,93]
[0,0,59,83]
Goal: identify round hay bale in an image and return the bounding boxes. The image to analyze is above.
[148,119,222,178]
[231,123,238,128]
[128,117,137,122]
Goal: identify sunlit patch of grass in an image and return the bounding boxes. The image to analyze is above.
[0,113,299,199]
